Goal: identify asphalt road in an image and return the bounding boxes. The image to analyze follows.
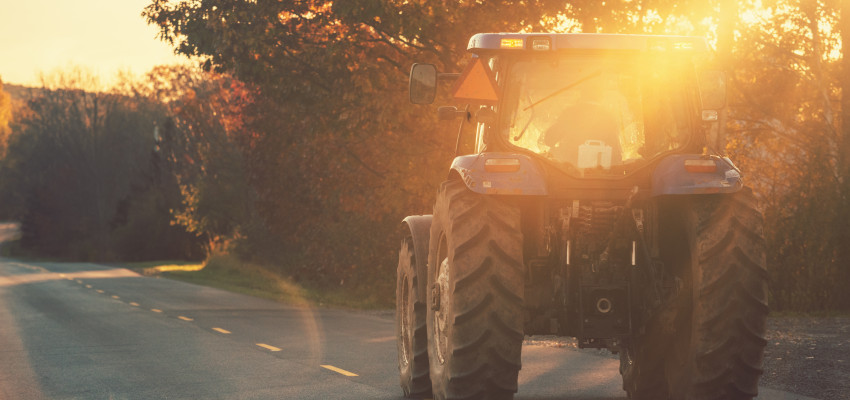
[0,226,819,399]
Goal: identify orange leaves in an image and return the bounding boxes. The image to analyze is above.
[0,81,11,158]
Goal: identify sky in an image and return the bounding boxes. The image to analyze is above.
[0,0,187,86]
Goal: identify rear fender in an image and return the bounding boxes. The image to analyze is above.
[401,215,432,301]
[450,153,548,196]
[651,154,743,196]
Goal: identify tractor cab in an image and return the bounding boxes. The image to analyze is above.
[412,33,726,179]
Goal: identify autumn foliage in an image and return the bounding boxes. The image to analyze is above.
[0,1,848,310]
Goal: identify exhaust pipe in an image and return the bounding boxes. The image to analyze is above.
[596,297,612,314]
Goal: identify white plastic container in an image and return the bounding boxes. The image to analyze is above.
[577,140,612,169]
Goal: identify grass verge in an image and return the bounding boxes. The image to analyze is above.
[121,254,393,310]
[768,310,850,318]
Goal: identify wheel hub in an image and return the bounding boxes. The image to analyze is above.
[434,256,450,365]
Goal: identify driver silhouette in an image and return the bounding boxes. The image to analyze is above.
[542,80,622,167]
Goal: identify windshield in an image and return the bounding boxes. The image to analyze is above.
[502,54,693,176]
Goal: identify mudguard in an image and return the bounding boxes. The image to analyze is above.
[450,153,548,196]
[651,154,743,196]
[401,215,432,302]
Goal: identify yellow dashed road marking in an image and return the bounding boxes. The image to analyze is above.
[212,327,231,334]
[85,285,92,288]
[321,365,358,377]
[256,343,281,352]
[111,295,120,299]
[178,316,193,321]
[96,290,104,294]
[129,302,139,307]
[151,309,163,313]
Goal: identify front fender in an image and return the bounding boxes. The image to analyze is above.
[401,215,432,302]
[651,155,743,196]
[450,153,548,196]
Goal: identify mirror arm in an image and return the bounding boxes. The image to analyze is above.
[454,105,471,157]
[438,106,470,121]
[438,73,461,82]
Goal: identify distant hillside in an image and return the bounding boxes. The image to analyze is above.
[2,83,42,103]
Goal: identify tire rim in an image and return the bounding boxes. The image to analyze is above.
[434,255,450,365]
[620,345,636,393]
[399,274,411,367]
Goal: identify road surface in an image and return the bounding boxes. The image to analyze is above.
[0,226,818,399]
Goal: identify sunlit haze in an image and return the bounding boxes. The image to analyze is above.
[0,0,186,86]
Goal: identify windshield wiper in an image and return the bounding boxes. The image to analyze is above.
[522,69,603,112]
[513,92,535,141]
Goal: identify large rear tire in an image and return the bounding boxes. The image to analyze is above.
[620,333,667,399]
[665,187,769,399]
[397,235,431,397]
[427,180,525,400]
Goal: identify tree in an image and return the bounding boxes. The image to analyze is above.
[0,68,202,261]
[130,65,255,253]
[0,79,11,158]
[719,0,850,310]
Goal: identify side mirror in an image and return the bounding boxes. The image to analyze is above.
[410,63,437,104]
[698,69,727,111]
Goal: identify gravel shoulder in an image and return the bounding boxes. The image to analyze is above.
[761,316,850,400]
[522,316,850,400]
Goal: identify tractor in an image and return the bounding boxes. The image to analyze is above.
[396,33,768,400]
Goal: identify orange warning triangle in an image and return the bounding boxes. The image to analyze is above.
[452,58,500,105]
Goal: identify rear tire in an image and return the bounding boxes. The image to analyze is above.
[665,188,769,399]
[620,333,667,399]
[427,180,525,400]
[397,235,431,398]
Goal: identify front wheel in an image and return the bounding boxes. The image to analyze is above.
[427,180,525,400]
[397,235,431,397]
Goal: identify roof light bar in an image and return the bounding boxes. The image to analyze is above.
[500,38,524,49]
[469,34,708,53]
[531,38,551,51]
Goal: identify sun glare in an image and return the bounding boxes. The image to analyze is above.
[739,0,772,26]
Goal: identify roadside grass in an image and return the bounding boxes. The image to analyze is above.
[121,254,393,310]
[769,310,850,318]
[0,238,60,262]
[0,238,22,258]
[121,260,205,276]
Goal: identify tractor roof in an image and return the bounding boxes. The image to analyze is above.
[467,33,708,54]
